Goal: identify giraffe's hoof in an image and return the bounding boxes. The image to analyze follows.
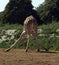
[5,48,10,52]
[37,49,40,52]
[25,49,28,52]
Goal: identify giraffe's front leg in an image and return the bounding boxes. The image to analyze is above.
[5,31,26,52]
[20,31,26,43]
[5,38,20,52]
[25,35,30,52]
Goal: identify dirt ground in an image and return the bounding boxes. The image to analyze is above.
[0,49,59,65]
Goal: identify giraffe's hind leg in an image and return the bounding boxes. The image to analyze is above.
[32,32,40,52]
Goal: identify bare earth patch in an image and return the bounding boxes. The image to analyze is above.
[0,49,59,65]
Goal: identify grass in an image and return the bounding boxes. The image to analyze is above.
[39,22,59,34]
[0,23,23,30]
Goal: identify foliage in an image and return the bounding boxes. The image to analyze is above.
[39,22,59,51]
[0,23,23,30]
[0,12,4,24]
[39,22,59,34]
[36,0,59,23]
[0,0,43,25]
[0,39,15,48]
[0,22,59,51]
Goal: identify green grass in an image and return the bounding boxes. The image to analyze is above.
[39,22,59,34]
[0,23,23,30]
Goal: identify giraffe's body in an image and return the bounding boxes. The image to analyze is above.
[6,15,40,52]
[24,15,37,36]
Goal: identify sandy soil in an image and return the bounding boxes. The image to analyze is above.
[0,49,59,65]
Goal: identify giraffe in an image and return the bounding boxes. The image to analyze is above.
[5,15,40,52]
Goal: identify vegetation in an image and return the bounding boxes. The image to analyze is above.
[36,0,59,23]
[0,0,43,25]
[0,0,59,25]
[39,22,59,51]
[0,0,59,51]
[0,22,59,51]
